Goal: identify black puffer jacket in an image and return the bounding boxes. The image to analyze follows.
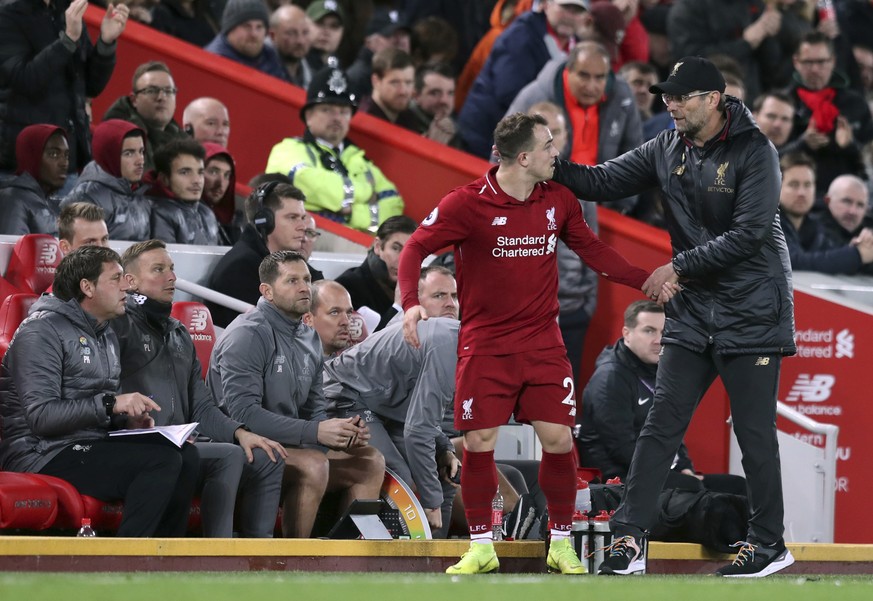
[0,0,115,171]
[577,339,693,480]
[113,294,241,442]
[554,97,796,356]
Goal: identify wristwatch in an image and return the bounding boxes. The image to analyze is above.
[102,393,116,417]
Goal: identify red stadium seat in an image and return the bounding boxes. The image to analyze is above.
[24,474,86,530]
[0,274,20,302]
[80,495,125,532]
[0,293,38,362]
[171,302,217,379]
[0,472,58,530]
[347,311,369,347]
[4,234,62,295]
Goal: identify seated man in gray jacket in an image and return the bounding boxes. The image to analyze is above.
[208,250,385,538]
[321,309,461,537]
[0,246,198,537]
[115,240,287,537]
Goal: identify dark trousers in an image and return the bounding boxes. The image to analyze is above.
[613,344,785,545]
[40,438,200,537]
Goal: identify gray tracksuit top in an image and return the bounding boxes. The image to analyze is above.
[323,318,458,508]
[207,297,325,447]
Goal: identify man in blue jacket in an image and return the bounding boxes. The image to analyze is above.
[458,0,590,158]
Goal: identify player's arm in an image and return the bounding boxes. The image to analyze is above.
[560,195,649,290]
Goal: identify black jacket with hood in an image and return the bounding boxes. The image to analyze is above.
[554,97,796,356]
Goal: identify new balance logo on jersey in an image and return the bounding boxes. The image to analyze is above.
[755,357,770,366]
[491,216,507,226]
[462,398,474,420]
[786,374,835,403]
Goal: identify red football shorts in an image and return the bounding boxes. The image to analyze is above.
[454,347,577,431]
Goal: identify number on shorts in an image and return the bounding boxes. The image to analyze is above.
[561,377,575,406]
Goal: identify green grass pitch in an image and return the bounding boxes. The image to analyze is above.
[1,573,873,601]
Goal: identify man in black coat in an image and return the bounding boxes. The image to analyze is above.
[206,183,308,327]
[554,56,795,578]
[336,215,417,332]
[0,0,128,176]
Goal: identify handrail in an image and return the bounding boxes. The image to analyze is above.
[776,401,839,543]
[175,278,253,314]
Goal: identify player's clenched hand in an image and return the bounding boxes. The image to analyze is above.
[402,304,428,348]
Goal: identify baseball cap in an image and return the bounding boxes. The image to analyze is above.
[650,56,726,96]
[555,0,590,10]
[365,10,411,38]
[306,0,346,25]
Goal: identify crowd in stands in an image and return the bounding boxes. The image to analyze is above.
[2,0,873,539]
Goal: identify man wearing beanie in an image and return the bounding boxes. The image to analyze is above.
[205,0,286,81]
[265,66,402,233]
[0,125,69,235]
[63,119,152,242]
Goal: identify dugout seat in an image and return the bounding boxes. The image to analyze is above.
[4,234,62,295]
[0,293,38,362]
[24,474,86,530]
[0,274,20,303]
[171,301,218,379]
[0,471,58,531]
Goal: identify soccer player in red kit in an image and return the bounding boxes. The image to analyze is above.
[397,113,651,574]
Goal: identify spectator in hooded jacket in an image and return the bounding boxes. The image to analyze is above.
[202,142,242,245]
[0,0,128,178]
[0,125,68,236]
[63,119,152,242]
[146,138,219,245]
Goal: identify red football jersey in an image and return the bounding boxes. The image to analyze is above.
[399,166,648,357]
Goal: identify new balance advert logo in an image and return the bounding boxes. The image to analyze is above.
[786,374,835,403]
[39,243,58,264]
[491,216,507,226]
[189,309,209,332]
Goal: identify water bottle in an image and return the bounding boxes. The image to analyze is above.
[591,510,612,573]
[574,478,591,514]
[491,489,504,541]
[76,518,96,537]
[571,510,590,573]
[817,0,836,21]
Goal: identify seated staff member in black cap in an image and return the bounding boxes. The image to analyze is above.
[552,56,796,578]
[265,66,403,233]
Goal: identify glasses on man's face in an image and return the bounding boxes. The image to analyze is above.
[796,58,833,68]
[304,229,321,239]
[661,90,712,106]
[134,86,178,98]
